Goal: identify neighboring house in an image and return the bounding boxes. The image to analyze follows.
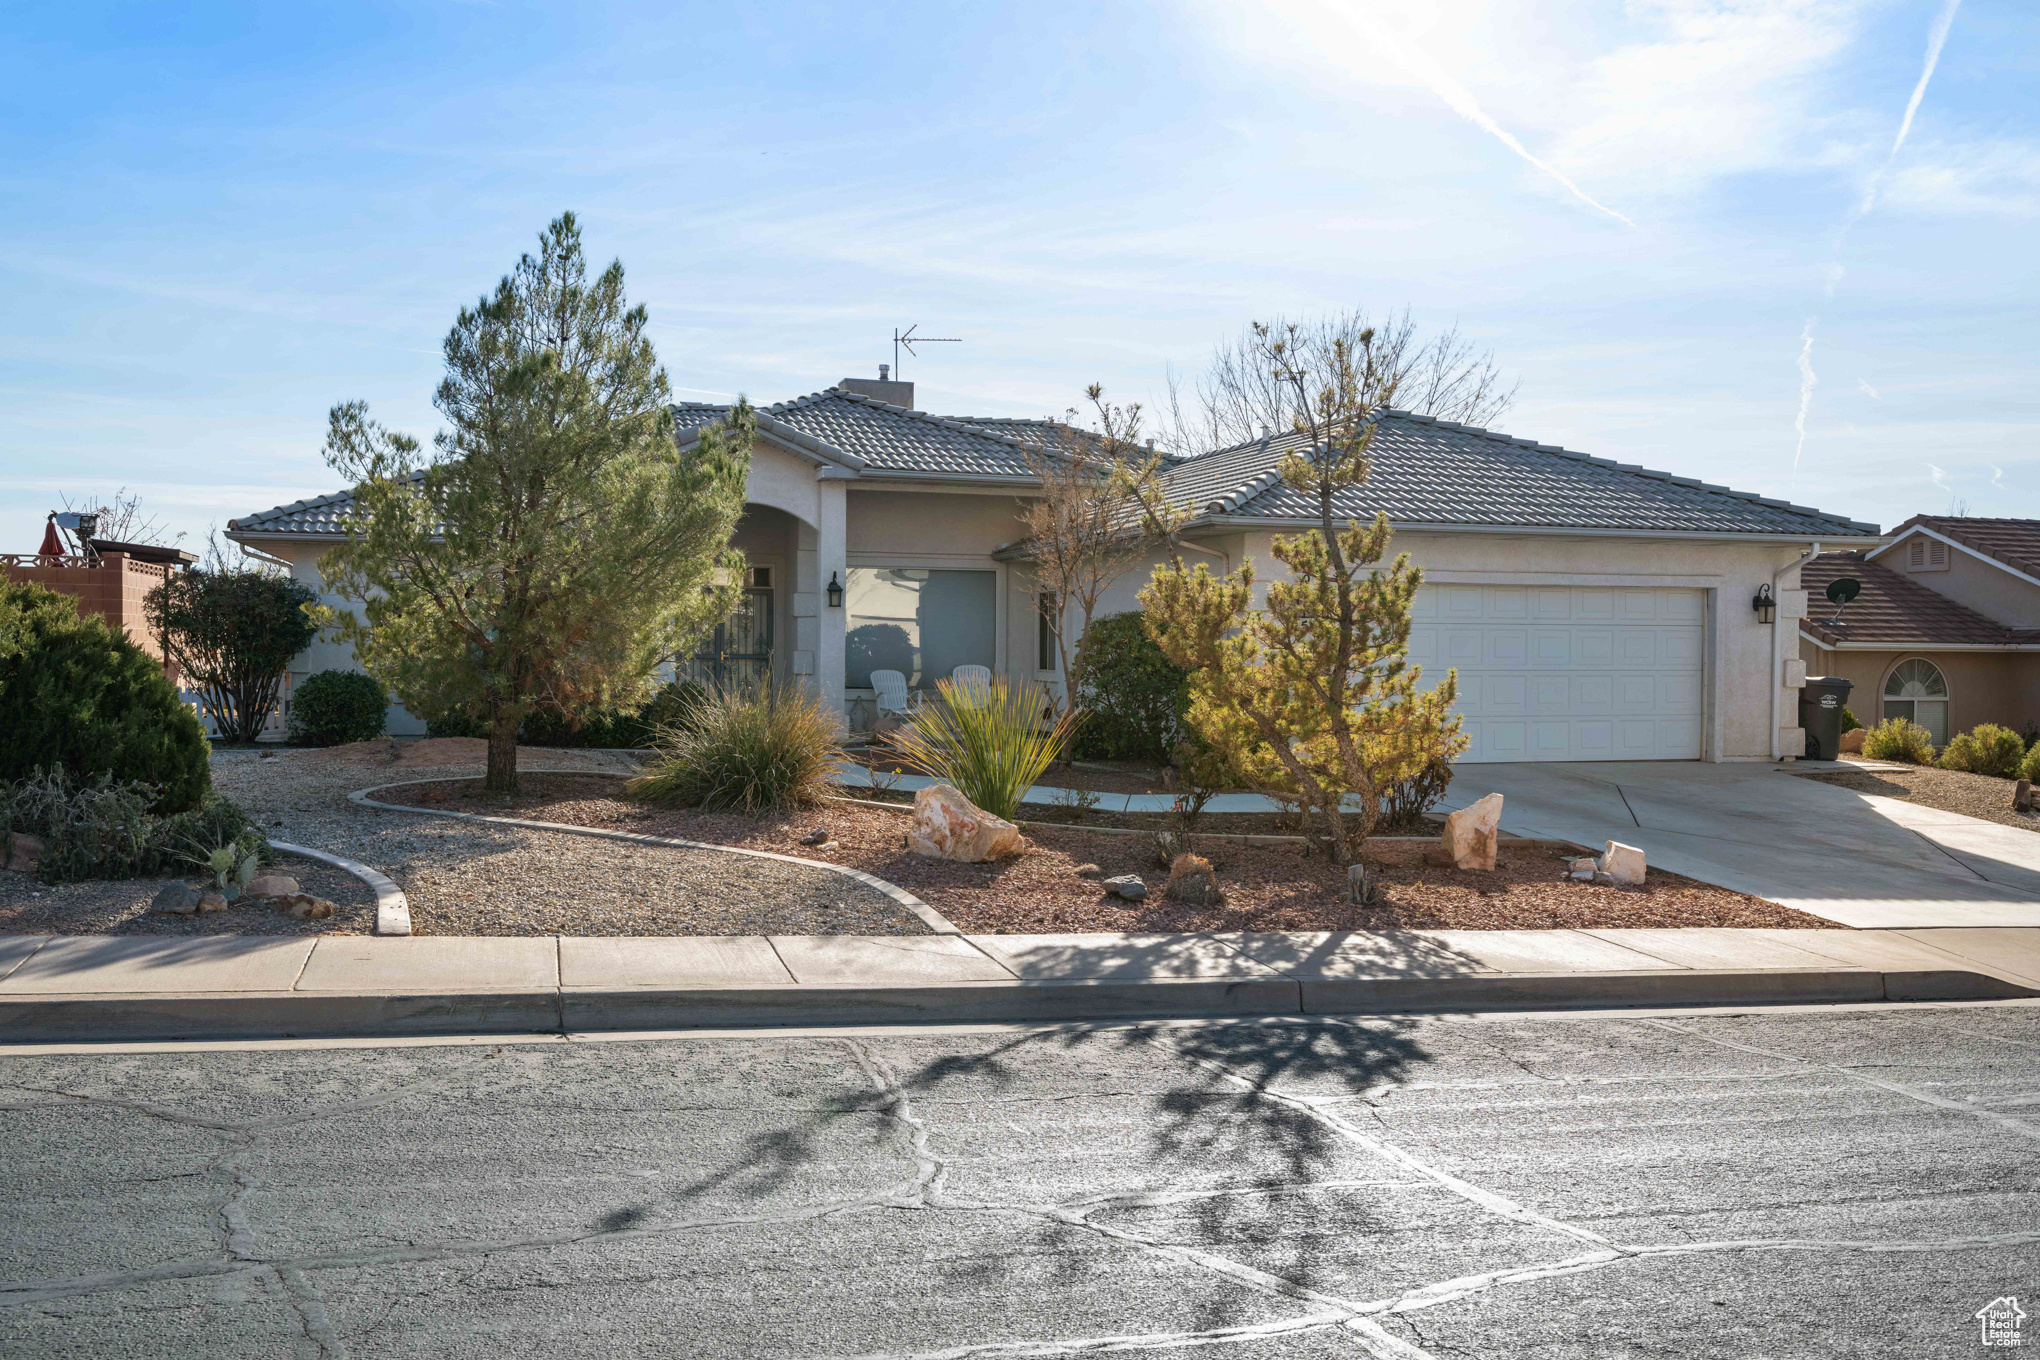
[227,374,1879,761]
[1800,516,2040,746]
[2,535,196,679]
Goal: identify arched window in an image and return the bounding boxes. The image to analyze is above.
[1883,659,1949,744]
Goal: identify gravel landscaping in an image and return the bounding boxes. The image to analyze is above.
[0,855,373,936]
[210,743,927,937]
[413,771,1823,933]
[1796,759,2040,834]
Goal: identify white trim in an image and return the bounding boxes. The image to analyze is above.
[1867,525,2040,590]
[1799,631,2040,653]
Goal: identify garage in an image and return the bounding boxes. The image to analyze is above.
[1407,585,1704,763]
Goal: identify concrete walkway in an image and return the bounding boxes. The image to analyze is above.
[1435,760,2040,930]
[0,925,2030,1042]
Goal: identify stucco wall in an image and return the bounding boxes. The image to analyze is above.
[251,540,427,737]
[1802,644,2040,738]
[1875,530,2040,628]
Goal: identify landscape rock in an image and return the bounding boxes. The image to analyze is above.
[907,784,1023,862]
[1600,841,1647,887]
[1566,856,1598,875]
[1839,729,1866,754]
[4,832,44,874]
[1073,863,1104,880]
[798,828,831,847]
[243,873,299,900]
[1101,873,1147,901]
[1165,853,1223,907]
[1151,830,1186,868]
[281,893,336,920]
[150,882,201,915]
[1440,793,1502,871]
[2016,779,2035,813]
[196,892,229,914]
[1345,862,1380,906]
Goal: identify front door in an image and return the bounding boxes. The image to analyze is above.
[689,588,774,691]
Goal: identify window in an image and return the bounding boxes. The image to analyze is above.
[1036,592,1058,672]
[749,565,772,589]
[846,568,996,690]
[1883,658,1949,745]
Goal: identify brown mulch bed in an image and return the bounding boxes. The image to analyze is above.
[851,752,1175,797]
[388,772,1822,934]
[1797,761,2040,835]
[0,856,374,936]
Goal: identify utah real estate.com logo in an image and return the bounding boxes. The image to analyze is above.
[1979,1297,2026,1348]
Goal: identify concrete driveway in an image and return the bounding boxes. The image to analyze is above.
[1437,760,2040,929]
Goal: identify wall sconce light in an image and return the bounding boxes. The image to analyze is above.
[826,572,844,609]
[1751,583,1775,625]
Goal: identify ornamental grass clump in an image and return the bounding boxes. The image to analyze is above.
[1937,723,2027,778]
[1861,717,1935,765]
[884,677,1077,822]
[626,682,842,815]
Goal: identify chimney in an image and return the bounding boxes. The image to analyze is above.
[834,364,915,410]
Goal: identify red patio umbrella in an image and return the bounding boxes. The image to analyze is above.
[37,517,65,560]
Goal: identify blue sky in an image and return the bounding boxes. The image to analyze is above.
[4,0,2035,552]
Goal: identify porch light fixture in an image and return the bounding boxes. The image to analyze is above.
[1751,583,1775,625]
[826,572,844,609]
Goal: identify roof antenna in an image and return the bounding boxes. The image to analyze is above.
[893,324,961,378]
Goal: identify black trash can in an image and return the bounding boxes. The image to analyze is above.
[1798,676,1854,760]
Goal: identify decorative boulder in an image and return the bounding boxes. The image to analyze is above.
[798,828,831,847]
[1073,862,1104,880]
[2015,779,2035,813]
[151,882,201,915]
[908,784,1023,862]
[1101,873,1147,901]
[197,892,229,914]
[1600,841,1646,887]
[1440,793,1503,871]
[1839,729,1866,754]
[281,893,336,920]
[243,873,300,900]
[1166,853,1223,907]
[4,832,44,874]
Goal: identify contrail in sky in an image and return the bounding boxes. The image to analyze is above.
[1791,321,1818,490]
[1796,0,1961,483]
[1351,13,1634,227]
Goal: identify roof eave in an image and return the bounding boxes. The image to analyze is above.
[1187,513,1884,543]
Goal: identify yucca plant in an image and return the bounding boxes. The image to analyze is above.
[884,677,1077,821]
[626,682,843,815]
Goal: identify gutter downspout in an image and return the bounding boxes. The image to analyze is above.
[1770,542,1821,761]
[237,543,293,572]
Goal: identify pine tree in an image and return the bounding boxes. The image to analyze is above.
[318,214,752,794]
[1141,322,1464,864]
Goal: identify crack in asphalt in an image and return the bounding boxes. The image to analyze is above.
[1638,1018,2040,1140]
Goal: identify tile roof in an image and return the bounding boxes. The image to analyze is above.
[227,484,384,537]
[675,389,1046,479]
[1881,516,2040,580]
[1799,552,2034,647]
[1163,410,1879,539]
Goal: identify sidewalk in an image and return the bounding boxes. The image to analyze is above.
[1,925,2031,1042]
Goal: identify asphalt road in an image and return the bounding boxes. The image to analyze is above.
[2,1004,2036,1359]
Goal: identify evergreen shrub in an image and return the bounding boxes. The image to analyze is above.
[289,670,388,746]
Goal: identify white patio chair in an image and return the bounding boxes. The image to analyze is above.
[949,664,993,701]
[870,669,917,719]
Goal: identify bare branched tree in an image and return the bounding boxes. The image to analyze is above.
[1165,310,1516,456]
[1018,385,1188,722]
[59,488,183,547]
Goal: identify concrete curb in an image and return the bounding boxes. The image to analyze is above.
[270,841,412,937]
[347,779,967,937]
[0,963,2027,1043]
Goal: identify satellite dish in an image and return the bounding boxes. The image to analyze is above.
[1825,578,1861,605]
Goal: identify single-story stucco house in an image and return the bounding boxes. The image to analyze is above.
[226,373,1881,761]
[1800,517,2040,746]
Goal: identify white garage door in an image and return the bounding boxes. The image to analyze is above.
[1407,585,1704,763]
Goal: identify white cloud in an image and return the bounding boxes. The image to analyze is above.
[1857,378,1880,399]
[1882,140,2040,217]
[1550,1,1872,198]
